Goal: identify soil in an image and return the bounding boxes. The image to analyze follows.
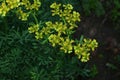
[75,14,120,80]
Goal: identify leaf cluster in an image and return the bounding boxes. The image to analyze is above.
[0,29,97,80]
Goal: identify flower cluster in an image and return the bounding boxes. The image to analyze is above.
[50,2,80,30]
[28,24,39,33]
[0,0,41,20]
[28,2,98,62]
[74,39,98,62]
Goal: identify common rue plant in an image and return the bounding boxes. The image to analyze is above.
[28,2,98,62]
[0,0,41,20]
[0,1,98,62]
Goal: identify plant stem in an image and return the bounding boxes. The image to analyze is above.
[32,12,39,24]
[61,17,66,25]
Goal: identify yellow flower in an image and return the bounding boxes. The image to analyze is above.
[60,38,74,53]
[63,4,73,10]
[31,0,41,10]
[54,22,67,35]
[45,21,54,29]
[81,53,90,62]
[72,11,80,22]
[50,2,61,16]
[0,2,10,16]
[35,32,43,39]
[74,43,91,62]
[50,2,61,9]
[16,8,30,21]
[60,4,73,17]
[74,44,81,54]
[91,39,98,51]
[41,27,51,35]
[6,0,20,9]
[28,24,39,33]
[83,38,98,51]
[21,0,31,10]
[21,0,41,10]
[19,12,29,21]
[48,34,63,47]
[51,9,60,16]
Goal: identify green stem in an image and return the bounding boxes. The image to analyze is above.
[61,17,66,25]
[32,12,38,24]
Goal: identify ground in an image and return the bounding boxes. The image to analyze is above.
[74,14,120,80]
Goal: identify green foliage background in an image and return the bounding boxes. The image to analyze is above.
[0,0,120,80]
[0,29,96,80]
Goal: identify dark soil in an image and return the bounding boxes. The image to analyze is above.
[75,14,120,80]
